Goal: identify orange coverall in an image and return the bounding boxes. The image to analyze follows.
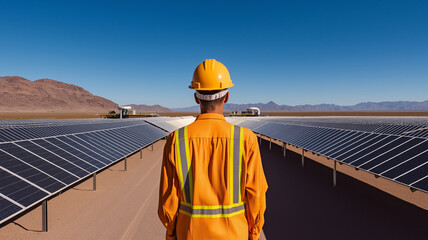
[158,113,268,240]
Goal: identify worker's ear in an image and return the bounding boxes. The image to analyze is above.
[194,93,200,104]
[224,92,229,104]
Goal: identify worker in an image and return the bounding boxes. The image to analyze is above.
[158,59,268,240]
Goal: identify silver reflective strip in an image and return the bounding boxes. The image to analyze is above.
[179,203,245,216]
[178,127,191,203]
[233,125,241,203]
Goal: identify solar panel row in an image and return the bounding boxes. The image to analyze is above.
[227,117,428,193]
[266,117,428,138]
[0,121,168,224]
[0,120,142,142]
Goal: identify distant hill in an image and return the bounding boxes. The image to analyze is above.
[173,100,428,112]
[0,76,118,112]
[351,101,428,111]
[126,104,171,112]
[4,75,427,113]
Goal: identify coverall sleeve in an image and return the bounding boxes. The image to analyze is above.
[245,134,268,240]
[158,134,180,240]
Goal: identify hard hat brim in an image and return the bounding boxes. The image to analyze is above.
[188,83,234,91]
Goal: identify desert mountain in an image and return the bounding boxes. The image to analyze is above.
[0,76,118,112]
[173,100,428,112]
[126,104,171,112]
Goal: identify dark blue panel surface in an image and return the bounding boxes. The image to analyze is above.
[369,140,428,174]
[15,141,88,178]
[396,162,428,185]
[307,129,345,152]
[411,177,428,192]
[97,130,140,150]
[64,135,114,162]
[317,132,361,155]
[329,133,378,160]
[45,138,106,168]
[75,134,123,158]
[0,169,48,206]
[0,149,64,193]
[0,197,22,222]
[383,150,428,180]
[88,133,131,155]
[342,136,398,164]
[0,143,75,186]
[359,138,426,171]
[353,137,410,167]
[32,139,98,173]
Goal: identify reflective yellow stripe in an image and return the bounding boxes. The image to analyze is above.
[180,201,245,209]
[184,126,193,203]
[229,125,234,204]
[179,209,245,218]
[239,127,244,202]
[179,201,246,218]
[175,130,186,203]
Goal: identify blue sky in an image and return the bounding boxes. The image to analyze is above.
[1,0,427,108]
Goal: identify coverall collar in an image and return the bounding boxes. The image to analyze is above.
[196,113,226,121]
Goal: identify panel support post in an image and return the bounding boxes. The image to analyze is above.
[333,160,337,187]
[42,200,48,232]
[151,144,154,151]
[124,157,127,171]
[283,143,286,158]
[140,150,143,159]
[301,149,305,167]
[259,134,262,144]
[269,138,272,150]
[93,173,96,191]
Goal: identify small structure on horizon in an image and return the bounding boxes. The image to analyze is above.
[118,106,132,119]
[229,107,261,117]
[102,106,160,119]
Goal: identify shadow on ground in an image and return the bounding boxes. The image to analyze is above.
[260,139,428,240]
[12,222,43,233]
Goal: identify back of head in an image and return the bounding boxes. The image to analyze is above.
[196,90,228,111]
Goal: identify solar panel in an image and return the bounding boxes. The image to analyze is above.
[0,168,49,206]
[144,117,195,132]
[0,197,22,222]
[0,119,168,224]
[227,117,428,193]
[0,119,144,142]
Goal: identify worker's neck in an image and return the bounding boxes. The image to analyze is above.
[200,105,224,115]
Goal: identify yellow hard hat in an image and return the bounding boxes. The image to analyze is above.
[189,59,234,90]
